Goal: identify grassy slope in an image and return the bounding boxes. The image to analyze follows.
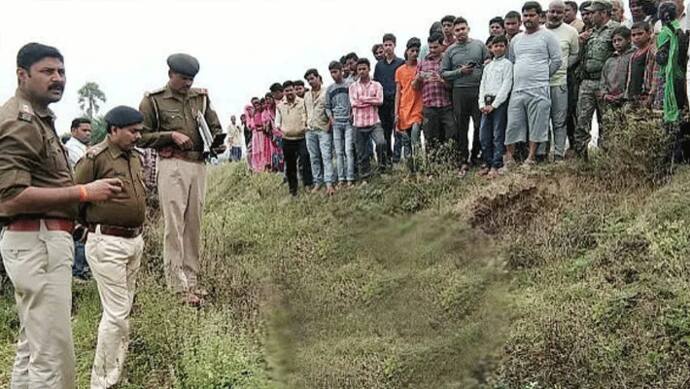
[1,157,690,388]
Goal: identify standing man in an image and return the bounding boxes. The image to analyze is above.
[612,0,634,27]
[275,81,309,197]
[65,117,93,281]
[442,16,490,175]
[74,106,146,389]
[227,115,243,162]
[414,32,457,160]
[504,2,563,167]
[294,80,307,98]
[541,0,580,162]
[574,0,619,158]
[350,58,388,179]
[304,69,335,195]
[566,1,586,32]
[65,117,92,167]
[372,44,385,61]
[394,38,424,165]
[325,61,356,186]
[0,42,122,389]
[138,53,224,305]
[374,33,405,165]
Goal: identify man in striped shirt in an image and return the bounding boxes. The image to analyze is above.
[349,58,387,179]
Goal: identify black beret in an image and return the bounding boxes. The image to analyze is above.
[104,106,143,128]
[167,53,199,77]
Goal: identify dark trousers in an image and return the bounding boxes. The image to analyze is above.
[566,72,578,149]
[479,103,507,169]
[452,87,482,165]
[379,96,395,163]
[283,138,311,195]
[355,124,387,178]
[422,106,457,162]
[72,240,89,278]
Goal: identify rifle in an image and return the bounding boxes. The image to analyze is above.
[196,110,226,160]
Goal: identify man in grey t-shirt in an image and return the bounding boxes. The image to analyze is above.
[441,16,490,174]
[504,1,563,168]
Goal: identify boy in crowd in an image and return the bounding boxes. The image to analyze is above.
[505,10,524,40]
[490,16,507,36]
[294,80,307,98]
[325,61,356,186]
[414,32,456,161]
[394,38,424,168]
[478,35,513,178]
[600,27,635,112]
[626,21,656,106]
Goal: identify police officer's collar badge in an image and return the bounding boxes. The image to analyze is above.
[18,104,33,122]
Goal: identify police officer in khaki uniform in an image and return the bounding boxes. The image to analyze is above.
[0,43,122,389]
[138,53,224,305]
[74,106,147,389]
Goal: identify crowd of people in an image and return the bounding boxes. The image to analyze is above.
[235,0,690,196]
[1,0,689,388]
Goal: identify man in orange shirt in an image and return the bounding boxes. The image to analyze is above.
[394,37,424,170]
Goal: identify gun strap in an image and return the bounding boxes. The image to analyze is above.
[201,94,208,116]
[149,95,161,131]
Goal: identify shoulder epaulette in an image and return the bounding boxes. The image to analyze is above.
[145,87,166,97]
[17,103,34,123]
[191,87,208,95]
[85,141,109,159]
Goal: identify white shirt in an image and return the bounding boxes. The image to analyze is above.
[64,136,87,167]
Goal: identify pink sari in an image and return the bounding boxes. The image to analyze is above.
[249,107,272,172]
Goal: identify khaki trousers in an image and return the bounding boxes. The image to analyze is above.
[157,158,207,292]
[85,228,143,389]
[0,222,75,389]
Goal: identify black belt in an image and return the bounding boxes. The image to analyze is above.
[88,224,143,239]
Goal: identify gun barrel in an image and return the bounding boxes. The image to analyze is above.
[196,111,214,158]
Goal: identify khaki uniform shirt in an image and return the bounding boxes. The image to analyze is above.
[138,84,222,159]
[74,138,146,227]
[0,89,76,220]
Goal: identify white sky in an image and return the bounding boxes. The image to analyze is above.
[1,0,589,134]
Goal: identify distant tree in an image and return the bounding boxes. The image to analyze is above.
[77,82,106,119]
[89,115,108,145]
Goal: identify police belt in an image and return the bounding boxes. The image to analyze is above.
[160,148,204,162]
[88,224,143,239]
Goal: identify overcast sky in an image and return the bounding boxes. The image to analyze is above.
[1,0,610,134]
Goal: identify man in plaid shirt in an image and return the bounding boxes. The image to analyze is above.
[349,58,387,179]
[413,32,456,160]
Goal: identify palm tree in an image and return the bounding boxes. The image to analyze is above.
[77,82,106,119]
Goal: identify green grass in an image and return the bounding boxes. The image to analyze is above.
[2,139,690,387]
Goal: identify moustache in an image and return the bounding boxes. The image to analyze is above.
[48,84,65,92]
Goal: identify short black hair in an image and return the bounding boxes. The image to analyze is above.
[17,42,63,70]
[269,82,283,93]
[406,37,421,50]
[304,68,319,79]
[565,1,578,12]
[631,21,651,32]
[490,35,509,46]
[340,55,347,65]
[382,33,396,44]
[505,10,522,20]
[454,16,469,26]
[293,80,305,87]
[329,61,343,70]
[251,97,259,102]
[489,16,505,27]
[70,117,91,130]
[345,52,359,61]
[264,92,272,99]
[356,58,371,69]
[441,15,456,24]
[428,32,445,45]
[372,44,383,56]
[282,80,294,89]
[522,1,543,14]
[612,26,631,40]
